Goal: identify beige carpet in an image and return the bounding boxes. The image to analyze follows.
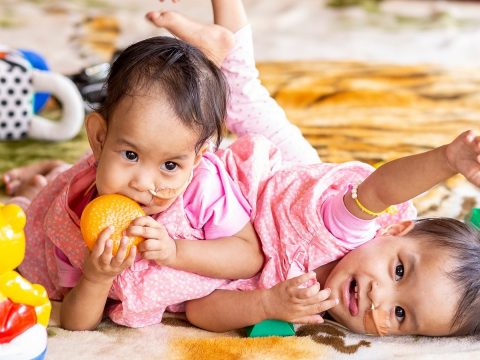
[1,1,480,359]
[45,307,480,360]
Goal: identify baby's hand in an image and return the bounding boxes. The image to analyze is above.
[82,226,137,285]
[445,130,480,187]
[128,216,177,266]
[261,272,339,324]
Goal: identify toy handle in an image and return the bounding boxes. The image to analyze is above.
[29,70,84,141]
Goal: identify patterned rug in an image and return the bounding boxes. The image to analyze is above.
[2,1,480,359]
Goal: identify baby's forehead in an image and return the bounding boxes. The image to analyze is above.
[404,244,459,335]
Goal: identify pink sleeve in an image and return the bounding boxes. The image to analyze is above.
[320,186,379,249]
[54,247,82,288]
[183,153,252,239]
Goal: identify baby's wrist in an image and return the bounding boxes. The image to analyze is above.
[259,288,275,320]
[442,143,458,172]
[82,272,115,287]
[166,239,178,265]
[154,238,178,267]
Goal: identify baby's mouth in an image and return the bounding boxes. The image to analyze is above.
[348,278,359,316]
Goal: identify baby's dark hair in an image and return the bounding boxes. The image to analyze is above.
[410,217,480,336]
[97,36,228,152]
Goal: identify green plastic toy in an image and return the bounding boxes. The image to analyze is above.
[246,320,295,337]
[465,208,480,230]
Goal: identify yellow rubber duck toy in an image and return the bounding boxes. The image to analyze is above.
[0,203,51,360]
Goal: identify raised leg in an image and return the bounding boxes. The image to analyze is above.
[3,160,69,199]
[146,10,235,67]
[147,2,320,165]
[222,47,320,163]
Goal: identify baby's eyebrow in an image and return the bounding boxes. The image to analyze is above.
[116,138,139,150]
[406,253,420,331]
[166,154,190,161]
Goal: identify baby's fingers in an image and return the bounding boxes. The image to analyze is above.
[111,236,129,266]
[128,216,165,238]
[91,226,113,257]
[128,225,164,239]
[286,272,317,289]
[292,314,325,325]
[294,282,322,300]
[130,216,161,228]
[297,287,333,305]
[125,245,137,266]
[305,297,340,315]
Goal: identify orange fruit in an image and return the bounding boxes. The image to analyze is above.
[80,194,145,255]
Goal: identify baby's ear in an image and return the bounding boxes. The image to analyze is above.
[85,112,107,160]
[382,220,415,236]
[193,143,209,167]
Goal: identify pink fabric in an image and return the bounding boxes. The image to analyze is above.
[184,152,252,239]
[221,25,320,166]
[321,188,379,247]
[55,247,82,288]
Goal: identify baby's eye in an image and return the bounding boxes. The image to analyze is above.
[395,263,404,281]
[161,161,178,171]
[121,150,138,162]
[395,306,405,322]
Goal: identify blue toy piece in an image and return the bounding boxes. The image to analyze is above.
[18,49,50,113]
[246,319,295,337]
[465,208,480,230]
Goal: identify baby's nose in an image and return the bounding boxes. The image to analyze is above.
[367,281,383,308]
[130,174,156,193]
[368,280,396,310]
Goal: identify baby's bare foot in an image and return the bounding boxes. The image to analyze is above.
[3,159,66,196]
[12,174,49,200]
[146,10,235,66]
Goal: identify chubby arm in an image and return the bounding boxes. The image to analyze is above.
[60,228,136,330]
[60,276,111,331]
[185,289,266,332]
[173,221,263,279]
[185,273,337,332]
[131,218,264,279]
[345,130,480,219]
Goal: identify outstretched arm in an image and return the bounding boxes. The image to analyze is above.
[345,130,480,219]
[185,273,337,332]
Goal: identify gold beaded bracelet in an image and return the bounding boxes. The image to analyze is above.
[351,184,398,217]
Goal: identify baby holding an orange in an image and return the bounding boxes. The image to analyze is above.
[9,29,265,330]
